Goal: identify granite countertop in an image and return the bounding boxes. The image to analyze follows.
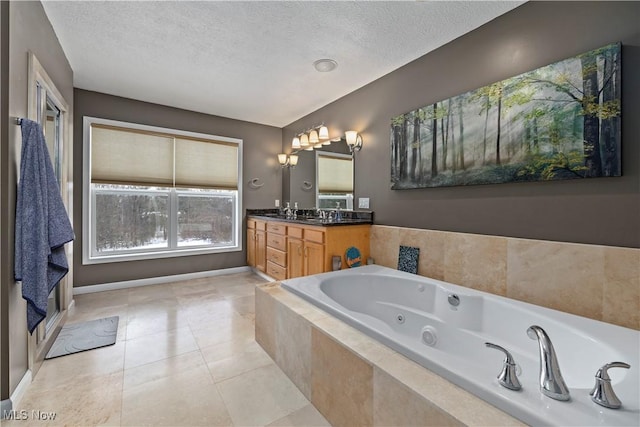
[247,208,373,227]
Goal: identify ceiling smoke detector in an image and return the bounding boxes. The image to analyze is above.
[313,59,338,72]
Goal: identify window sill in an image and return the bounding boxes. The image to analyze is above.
[82,245,242,265]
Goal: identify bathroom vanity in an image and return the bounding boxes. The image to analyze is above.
[246,210,371,280]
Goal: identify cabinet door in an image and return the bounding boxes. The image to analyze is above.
[304,241,325,276]
[287,238,304,279]
[247,228,256,267]
[255,230,267,272]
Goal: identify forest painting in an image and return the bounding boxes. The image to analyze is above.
[390,43,621,189]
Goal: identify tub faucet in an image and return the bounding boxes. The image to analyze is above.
[527,325,570,401]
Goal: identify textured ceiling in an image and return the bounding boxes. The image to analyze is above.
[42,1,524,127]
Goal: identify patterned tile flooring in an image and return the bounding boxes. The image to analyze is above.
[5,272,330,427]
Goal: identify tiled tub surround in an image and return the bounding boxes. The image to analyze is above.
[280,266,639,426]
[256,282,523,426]
[370,225,640,331]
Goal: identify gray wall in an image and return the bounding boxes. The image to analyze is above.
[283,1,640,248]
[73,89,283,287]
[0,0,9,404]
[1,1,74,399]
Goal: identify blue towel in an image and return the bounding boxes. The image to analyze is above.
[14,119,74,333]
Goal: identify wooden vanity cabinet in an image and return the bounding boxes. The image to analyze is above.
[266,222,287,280]
[287,226,325,279]
[247,219,266,272]
[248,217,370,280]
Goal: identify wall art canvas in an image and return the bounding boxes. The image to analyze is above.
[390,43,621,189]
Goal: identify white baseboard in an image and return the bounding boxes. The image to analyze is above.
[73,266,252,295]
[8,369,32,409]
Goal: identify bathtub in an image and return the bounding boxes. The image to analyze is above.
[281,265,639,426]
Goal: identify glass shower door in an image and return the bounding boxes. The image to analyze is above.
[41,92,63,335]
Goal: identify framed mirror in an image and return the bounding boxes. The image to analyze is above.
[315,151,353,209]
[285,139,353,209]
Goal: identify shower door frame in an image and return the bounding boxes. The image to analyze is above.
[26,52,73,376]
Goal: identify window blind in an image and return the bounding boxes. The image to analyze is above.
[90,125,239,189]
[175,137,238,189]
[317,155,353,193]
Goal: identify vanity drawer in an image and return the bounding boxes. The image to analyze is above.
[267,233,286,251]
[267,222,287,235]
[266,261,287,281]
[266,247,286,267]
[247,219,256,229]
[288,226,303,239]
[255,220,266,231]
[304,229,325,244]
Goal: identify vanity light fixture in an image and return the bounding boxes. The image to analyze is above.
[345,130,363,153]
[292,123,338,151]
[278,153,298,168]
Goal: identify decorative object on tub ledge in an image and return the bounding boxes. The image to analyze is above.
[390,42,621,189]
[301,180,313,191]
[332,255,342,271]
[45,316,119,359]
[248,178,264,189]
[15,119,74,333]
[344,246,362,267]
[398,245,419,274]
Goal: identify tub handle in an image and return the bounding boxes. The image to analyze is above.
[485,342,522,391]
[590,362,630,409]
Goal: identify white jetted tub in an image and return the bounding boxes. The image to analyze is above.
[281,265,639,426]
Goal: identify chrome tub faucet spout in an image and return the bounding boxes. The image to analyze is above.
[527,325,571,401]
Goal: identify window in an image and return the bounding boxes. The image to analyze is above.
[316,152,354,210]
[83,117,242,263]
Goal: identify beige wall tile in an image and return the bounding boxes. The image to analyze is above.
[313,316,396,366]
[603,247,640,330]
[276,303,312,399]
[370,226,400,268]
[397,227,446,280]
[507,239,604,320]
[373,368,462,427]
[255,286,277,359]
[444,233,508,295]
[311,328,373,427]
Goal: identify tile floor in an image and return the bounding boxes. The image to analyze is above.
[6,272,330,427]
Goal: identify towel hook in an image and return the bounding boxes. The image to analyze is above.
[248,178,264,189]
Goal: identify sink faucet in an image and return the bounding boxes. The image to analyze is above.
[527,325,570,401]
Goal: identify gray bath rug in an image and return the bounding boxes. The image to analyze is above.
[45,316,119,359]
